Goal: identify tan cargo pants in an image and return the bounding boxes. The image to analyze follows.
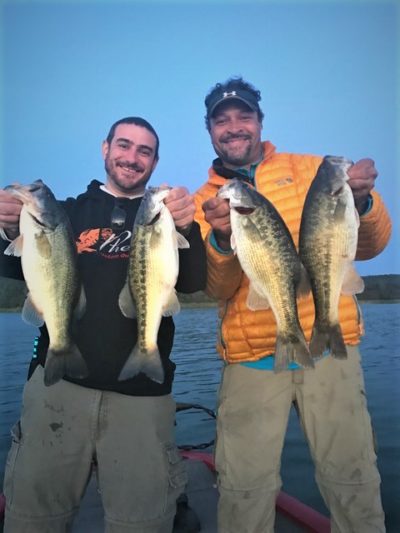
[215,346,385,533]
[3,366,187,532]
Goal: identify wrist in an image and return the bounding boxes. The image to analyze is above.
[355,194,373,216]
[0,227,19,241]
[214,232,231,251]
[177,223,192,237]
[209,231,232,255]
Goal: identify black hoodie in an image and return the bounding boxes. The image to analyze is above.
[0,180,207,396]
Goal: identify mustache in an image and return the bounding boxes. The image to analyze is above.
[221,133,251,143]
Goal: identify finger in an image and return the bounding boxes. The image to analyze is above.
[348,159,377,180]
[0,193,23,205]
[202,196,229,214]
[0,203,23,217]
[0,215,21,229]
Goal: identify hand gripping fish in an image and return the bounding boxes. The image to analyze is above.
[299,155,364,359]
[218,179,313,372]
[118,186,189,383]
[4,180,88,386]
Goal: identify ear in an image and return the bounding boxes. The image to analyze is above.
[102,140,109,160]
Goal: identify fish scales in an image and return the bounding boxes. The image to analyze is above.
[118,187,189,383]
[299,155,363,359]
[4,180,87,386]
[218,179,313,371]
[131,225,169,353]
[235,210,298,328]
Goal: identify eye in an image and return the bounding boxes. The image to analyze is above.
[117,142,129,150]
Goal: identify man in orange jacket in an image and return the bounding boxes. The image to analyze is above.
[194,77,391,533]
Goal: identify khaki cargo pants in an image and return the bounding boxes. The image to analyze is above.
[3,366,188,532]
[215,346,385,533]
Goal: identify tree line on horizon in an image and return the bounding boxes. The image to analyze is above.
[0,274,399,311]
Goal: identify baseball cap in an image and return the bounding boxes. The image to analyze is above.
[206,88,260,119]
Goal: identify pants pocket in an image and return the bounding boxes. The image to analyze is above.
[164,442,189,510]
[3,421,22,507]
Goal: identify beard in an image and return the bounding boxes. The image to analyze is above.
[213,133,256,168]
[215,142,253,168]
[104,157,150,194]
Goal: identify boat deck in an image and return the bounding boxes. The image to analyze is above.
[73,457,314,532]
[1,453,329,532]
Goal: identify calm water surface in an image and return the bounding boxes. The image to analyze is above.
[1,303,399,531]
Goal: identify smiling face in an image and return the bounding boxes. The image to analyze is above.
[209,100,263,169]
[102,123,159,196]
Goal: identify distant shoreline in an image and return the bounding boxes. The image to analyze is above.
[1,274,399,312]
[1,300,399,314]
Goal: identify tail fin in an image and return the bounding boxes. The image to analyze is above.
[44,345,88,387]
[309,322,347,359]
[118,345,164,384]
[274,331,314,372]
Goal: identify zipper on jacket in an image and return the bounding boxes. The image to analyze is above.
[353,295,365,336]
[219,301,229,361]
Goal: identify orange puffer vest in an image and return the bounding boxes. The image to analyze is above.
[194,142,392,363]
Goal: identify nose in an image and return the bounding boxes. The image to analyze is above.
[125,146,141,162]
[226,118,244,134]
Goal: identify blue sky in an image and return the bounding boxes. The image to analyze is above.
[1,0,398,275]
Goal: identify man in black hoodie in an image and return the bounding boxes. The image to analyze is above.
[0,116,206,532]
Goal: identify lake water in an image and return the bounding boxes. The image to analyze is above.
[1,303,399,531]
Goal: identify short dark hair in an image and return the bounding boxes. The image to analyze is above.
[204,77,264,131]
[106,117,159,159]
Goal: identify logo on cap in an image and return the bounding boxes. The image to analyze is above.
[223,91,237,98]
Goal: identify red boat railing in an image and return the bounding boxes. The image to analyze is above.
[0,452,330,532]
[181,450,330,533]
[1,403,331,531]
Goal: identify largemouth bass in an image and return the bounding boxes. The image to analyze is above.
[4,180,87,386]
[118,186,189,383]
[218,179,313,371]
[299,155,364,358]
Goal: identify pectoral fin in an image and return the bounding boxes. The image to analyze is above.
[118,281,136,318]
[176,232,190,249]
[162,290,180,316]
[230,233,237,253]
[341,263,364,295]
[246,283,270,311]
[22,294,44,327]
[4,235,23,257]
[73,286,87,320]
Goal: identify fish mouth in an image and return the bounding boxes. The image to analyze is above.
[28,212,48,228]
[27,179,45,192]
[233,207,255,215]
[137,187,170,226]
[331,185,345,197]
[5,179,45,202]
[324,155,354,177]
[145,212,161,226]
[218,180,257,211]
